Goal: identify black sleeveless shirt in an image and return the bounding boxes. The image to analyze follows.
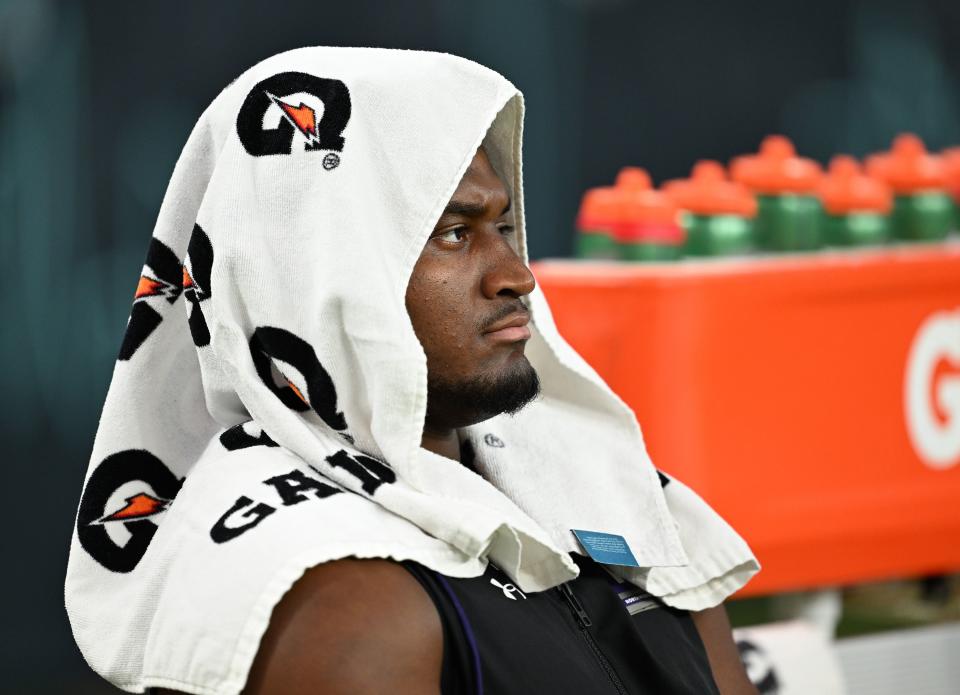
[401,552,720,695]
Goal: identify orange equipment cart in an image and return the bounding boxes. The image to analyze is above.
[533,243,960,597]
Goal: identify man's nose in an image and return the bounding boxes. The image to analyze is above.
[480,232,536,300]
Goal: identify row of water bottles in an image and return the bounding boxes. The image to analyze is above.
[575,134,960,260]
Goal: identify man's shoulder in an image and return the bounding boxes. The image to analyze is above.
[137,440,466,694]
[243,558,444,695]
[158,558,444,695]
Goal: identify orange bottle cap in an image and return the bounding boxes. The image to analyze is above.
[576,186,621,230]
[615,167,653,191]
[865,133,947,193]
[664,160,758,217]
[613,188,684,243]
[819,155,892,215]
[730,135,823,194]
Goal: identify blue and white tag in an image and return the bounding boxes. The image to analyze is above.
[571,529,641,568]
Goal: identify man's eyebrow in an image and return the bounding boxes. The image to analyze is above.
[442,197,512,218]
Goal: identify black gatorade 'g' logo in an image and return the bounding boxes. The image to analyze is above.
[249,326,348,432]
[236,72,351,158]
[77,450,183,573]
[183,223,213,347]
[118,237,183,361]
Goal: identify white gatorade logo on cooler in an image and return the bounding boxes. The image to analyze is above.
[904,308,960,469]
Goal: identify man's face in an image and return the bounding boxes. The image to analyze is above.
[406,147,540,431]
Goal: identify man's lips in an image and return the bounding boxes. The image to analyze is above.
[483,311,531,343]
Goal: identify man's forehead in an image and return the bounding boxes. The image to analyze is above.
[455,148,509,200]
[460,148,488,177]
[444,181,511,219]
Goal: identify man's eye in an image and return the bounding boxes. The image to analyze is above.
[437,228,467,243]
[498,224,515,236]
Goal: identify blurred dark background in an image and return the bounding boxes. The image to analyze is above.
[2,0,959,691]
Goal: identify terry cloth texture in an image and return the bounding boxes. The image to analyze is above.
[64,46,759,695]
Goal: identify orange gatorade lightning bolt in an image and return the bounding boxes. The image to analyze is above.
[134,275,169,300]
[267,92,319,142]
[285,378,308,405]
[99,493,169,523]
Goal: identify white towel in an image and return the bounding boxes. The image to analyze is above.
[64,46,759,695]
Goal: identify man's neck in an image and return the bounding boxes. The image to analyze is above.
[420,427,461,462]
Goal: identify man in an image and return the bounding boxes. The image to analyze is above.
[66,47,758,695]
[222,147,757,695]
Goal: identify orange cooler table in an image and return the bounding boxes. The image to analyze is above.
[534,243,960,596]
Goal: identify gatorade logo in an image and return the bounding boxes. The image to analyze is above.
[904,308,960,470]
[183,224,213,347]
[118,238,183,361]
[77,450,183,572]
[249,326,348,433]
[236,71,351,163]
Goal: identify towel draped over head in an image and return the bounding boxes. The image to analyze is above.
[65,46,758,695]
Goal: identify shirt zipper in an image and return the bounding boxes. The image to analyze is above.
[555,582,630,695]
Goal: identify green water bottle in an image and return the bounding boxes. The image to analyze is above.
[730,135,824,252]
[575,167,657,258]
[866,134,953,242]
[575,186,620,258]
[819,155,892,247]
[614,185,685,261]
[663,160,757,256]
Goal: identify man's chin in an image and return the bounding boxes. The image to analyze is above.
[426,357,541,428]
[490,355,541,415]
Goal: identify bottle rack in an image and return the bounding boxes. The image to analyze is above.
[534,241,960,596]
